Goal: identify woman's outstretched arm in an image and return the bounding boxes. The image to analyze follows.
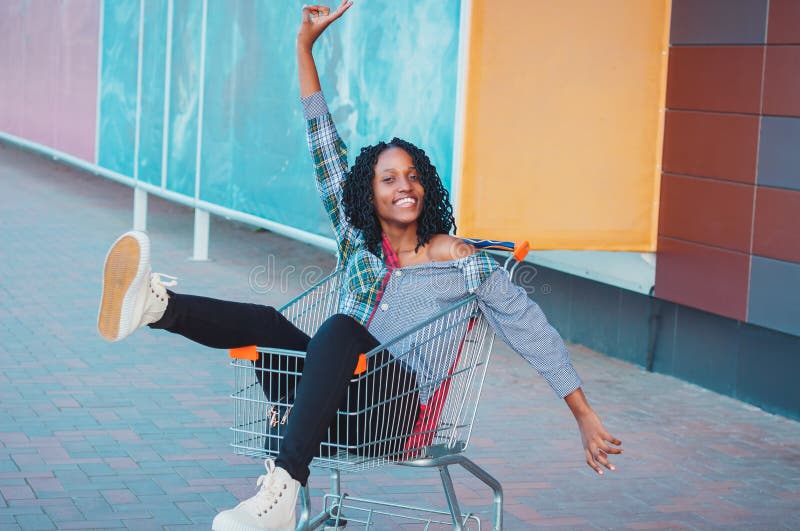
[474,266,623,475]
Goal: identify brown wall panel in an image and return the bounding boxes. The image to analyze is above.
[655,237,749,321]
[666,46,763,113]
[768,0,800,44]
[658,173,754,252]
[753,187,800,263]
[662,110,759,184]
[763,46,800,117]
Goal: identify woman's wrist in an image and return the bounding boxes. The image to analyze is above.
[296,40,314,54]
[564,387,593,420]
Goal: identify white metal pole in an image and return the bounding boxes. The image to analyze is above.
[451,0,473,224]
[161,0,174,189]
[131,0,147,232]
[192,209,210,261]
[192,0,209,261]
[133,187,148,231]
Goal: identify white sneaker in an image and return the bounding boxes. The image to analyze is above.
[212,459,300,531]
[98,231,177,342]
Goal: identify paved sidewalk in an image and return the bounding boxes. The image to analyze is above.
[1,142,799,530]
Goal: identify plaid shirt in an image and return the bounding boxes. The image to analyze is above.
[303,92,498,327]
[303,92,582,398]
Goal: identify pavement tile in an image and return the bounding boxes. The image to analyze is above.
[13,513,56,530]
[1,144,800,530]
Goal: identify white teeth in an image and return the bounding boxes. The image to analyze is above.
[394,197,416,206]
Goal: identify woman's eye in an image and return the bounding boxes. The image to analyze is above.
[409,175,418,181]
[382,177,394,183]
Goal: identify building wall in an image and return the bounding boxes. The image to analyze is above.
[656,0,800,336]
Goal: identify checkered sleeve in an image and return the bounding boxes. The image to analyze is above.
[302,91,363,263]
[475,267,583,398]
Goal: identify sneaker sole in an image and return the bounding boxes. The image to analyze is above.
[98,233,148,341]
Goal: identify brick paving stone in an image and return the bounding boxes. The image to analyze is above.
[13,513,56,530]
[2,143,800,529]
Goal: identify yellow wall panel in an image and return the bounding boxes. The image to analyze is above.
[460,0,669,250]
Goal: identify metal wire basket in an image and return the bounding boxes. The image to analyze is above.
[228,239,529,530]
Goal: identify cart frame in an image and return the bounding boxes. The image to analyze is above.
[229,240,529,530]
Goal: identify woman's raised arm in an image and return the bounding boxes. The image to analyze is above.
[296,2,361,265]
[297,2,352,97]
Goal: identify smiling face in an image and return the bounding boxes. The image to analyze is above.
[371,146,425,230]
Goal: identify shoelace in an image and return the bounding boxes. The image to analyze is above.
[245,459,287,517]
[151,273,178,290]
[147,273,178,306]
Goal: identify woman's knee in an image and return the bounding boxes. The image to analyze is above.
[307,314,374,360]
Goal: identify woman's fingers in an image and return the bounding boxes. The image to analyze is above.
[597,441,623,455]
[594,448,616,471]
[585,448,603,475]
[332,0,353,17]
[303,2,351,23]
[301,5,329,23]
[603,432,623,452]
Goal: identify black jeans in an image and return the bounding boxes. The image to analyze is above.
[151,292,420,484]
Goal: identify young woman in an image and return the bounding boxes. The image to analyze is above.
[97,3,622,529]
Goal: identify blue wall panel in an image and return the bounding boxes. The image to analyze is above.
[97,0,140,176]
[748,255,800,336]
[137,0,168,186]
[198,0,461,236]
[670,0,767,45]
[164,0,202,197]
[757,116,800,191]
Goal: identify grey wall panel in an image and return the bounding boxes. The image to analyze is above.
[757,116,800,191]
[671,306,739,395]
[736,323,800,419]
[748,256,800,336]
[670,0,767,45]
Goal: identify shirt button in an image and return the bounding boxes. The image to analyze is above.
[380,303,389,311]
[394,270,402,277]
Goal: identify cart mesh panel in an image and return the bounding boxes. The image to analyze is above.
[230,270,496,472]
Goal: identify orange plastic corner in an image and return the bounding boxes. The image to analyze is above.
[229,345,259,361]
[514,240,530,262]
[353,353,367,376]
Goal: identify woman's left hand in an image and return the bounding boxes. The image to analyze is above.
[576,408,622,475]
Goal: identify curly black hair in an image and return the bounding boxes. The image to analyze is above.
[341,137,456,256]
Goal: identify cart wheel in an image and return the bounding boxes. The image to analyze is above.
[323,516,347,530]
[323,504,348,530]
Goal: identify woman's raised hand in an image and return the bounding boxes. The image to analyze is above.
[297,1,353,51]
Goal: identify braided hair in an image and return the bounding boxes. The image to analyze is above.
[342,138,456,256]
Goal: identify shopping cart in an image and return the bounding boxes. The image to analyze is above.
[228,239,530,530]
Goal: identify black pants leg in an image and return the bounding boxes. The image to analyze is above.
[150,291,310,351]
[275,314,419,485]
[151,292,310,404]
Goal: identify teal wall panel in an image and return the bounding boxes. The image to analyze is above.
[165,0,202,197]
[97,0,461,238]
[97,0,140,176]
[137,0,168,186]
[198,0,461,236]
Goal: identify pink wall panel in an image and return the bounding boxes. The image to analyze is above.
[21,1,58,148]
[0,1,99,162]
[0,2,27,137]
[54,2,100,161]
